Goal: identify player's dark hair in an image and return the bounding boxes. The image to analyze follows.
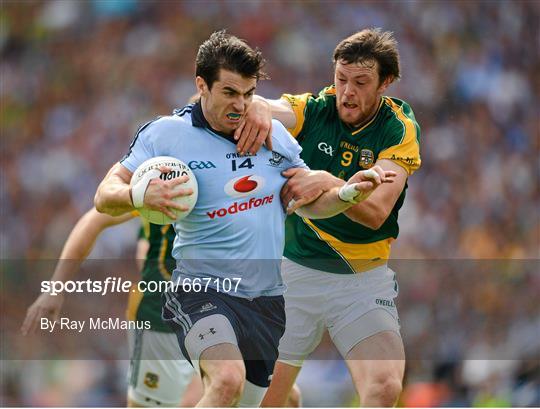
[196,30,268,89]
[333,28,400,83]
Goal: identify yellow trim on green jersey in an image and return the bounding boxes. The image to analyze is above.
[351,98,385,136]
[126,282,144,321]
[302,218,391,273]
[158,225,172,279]
[139,218,150,240]
[378,97,421,175]
[281,93,311,137]
[323,85,336,96]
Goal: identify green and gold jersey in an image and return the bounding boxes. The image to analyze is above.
[126,218,175,332]
[282,85,421,274]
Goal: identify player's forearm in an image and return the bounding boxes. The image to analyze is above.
[295,187,352,219]
[94,176,134,216]
[135,239,150,272]
[344,162,407,230]
[343,199,390,230]
[51,209,133,282]
[51,212,104,282]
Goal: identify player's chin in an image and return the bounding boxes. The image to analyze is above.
[226,118,244,129]
[224,121,241,132]
[337,108,360,125]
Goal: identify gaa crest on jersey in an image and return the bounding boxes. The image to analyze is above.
[144,372,159,389]
[359,149,374,169]
[268,151,285,167]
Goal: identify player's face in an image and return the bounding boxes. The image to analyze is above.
[334,59,391,128]
[197,69,257,134]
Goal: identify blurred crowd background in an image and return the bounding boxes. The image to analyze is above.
[1,0,538,407]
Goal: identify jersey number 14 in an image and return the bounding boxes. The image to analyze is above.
[231,158,254,172]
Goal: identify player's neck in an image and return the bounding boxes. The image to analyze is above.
[192,100,237,145]
[199,102,234,137]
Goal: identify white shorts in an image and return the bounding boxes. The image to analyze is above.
[127,328,195,406]
[278,258,401,365]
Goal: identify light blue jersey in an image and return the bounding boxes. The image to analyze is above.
[121,103,307,297]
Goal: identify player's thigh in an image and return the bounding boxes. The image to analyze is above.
[261,360,302,407]
[327,265,401,357]
[127,328,194,407]
[162,286,240,371]
[345,330,405,392]
[199,342,245,383]
[278,259,327,364]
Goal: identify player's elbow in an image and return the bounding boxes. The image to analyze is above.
[94,194,104,214]
[93,189,109,215]
[367,209,390,230]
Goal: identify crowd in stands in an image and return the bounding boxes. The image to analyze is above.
[1,1,538,406]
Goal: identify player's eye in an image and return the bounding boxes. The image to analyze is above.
[356,82,366,86]
[245,91,254,98]
[338,78,347,83]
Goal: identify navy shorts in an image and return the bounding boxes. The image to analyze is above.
[162,286,285,387]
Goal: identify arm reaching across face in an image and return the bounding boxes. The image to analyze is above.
[234,96,297,155]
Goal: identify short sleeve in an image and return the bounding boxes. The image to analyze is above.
[280,93,312,137]
[120,120,157,172]
[270,120,309,170]
[378,101,421,175]
[281,86,336,140]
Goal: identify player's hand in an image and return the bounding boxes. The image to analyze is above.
[343,166,397,203]
[21,293,64,335]
[143,167,194,220]
[281,168,340,214]
[234,98,273,155]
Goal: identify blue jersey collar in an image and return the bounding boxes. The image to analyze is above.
[191,102,238,145]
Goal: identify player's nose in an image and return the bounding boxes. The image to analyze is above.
[232,97,245,113]
[343,82,355,97]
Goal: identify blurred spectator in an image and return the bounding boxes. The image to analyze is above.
[1,1,538,406]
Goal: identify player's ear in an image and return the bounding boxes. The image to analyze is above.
[195,76,209,96]
[378,75,394,93]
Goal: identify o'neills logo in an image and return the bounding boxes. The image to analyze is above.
[207,195,274,219]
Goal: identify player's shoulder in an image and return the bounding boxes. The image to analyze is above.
[381,96,417,123]
[172,103,196,120]
[139,105,195,137]
[155,104,196,128]
[306,85,338,117]
[270,119,302,161]
[270,119,294,147]
[378,96,421,146]
[315,85,337,103]
[319,84,337,97]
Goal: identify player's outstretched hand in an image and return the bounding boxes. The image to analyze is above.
[143,166,194,220]
[281,168,339,213]
[234,98,273,155]
[21,293,64,335]
[341,166,397,203]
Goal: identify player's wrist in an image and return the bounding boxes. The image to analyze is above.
[131,175,155,209]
